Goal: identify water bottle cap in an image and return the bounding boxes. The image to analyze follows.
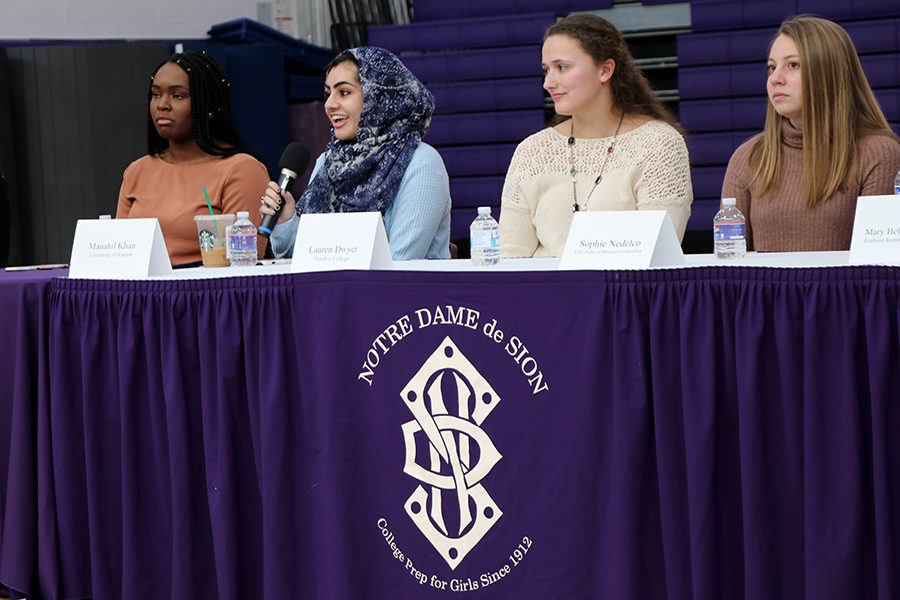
[237,211,249,219]
[477,206,491,216]
[722,198,736,206]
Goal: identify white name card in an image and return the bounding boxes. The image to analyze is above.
[69,218,172,278]
[291,212,393,272]
[558,210,684,270]
[849,195,900,265]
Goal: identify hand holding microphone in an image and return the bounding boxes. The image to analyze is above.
[259,142,310,237]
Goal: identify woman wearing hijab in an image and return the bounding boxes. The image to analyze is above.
[260,46,452,260]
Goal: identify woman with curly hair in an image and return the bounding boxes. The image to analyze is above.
[499,14,693,258]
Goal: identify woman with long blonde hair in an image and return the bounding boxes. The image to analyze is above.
[722,15,900,251]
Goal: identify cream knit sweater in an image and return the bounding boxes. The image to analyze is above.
[499,120,693,258]
[722,120,900,251]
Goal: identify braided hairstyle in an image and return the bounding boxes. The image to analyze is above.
[146,50,259,160]
[544,14,681,133]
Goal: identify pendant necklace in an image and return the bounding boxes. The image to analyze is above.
[567,112,625,212]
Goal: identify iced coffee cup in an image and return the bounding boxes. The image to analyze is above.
[193,214,234,267]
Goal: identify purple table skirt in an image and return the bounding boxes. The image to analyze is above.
[3,266,900,599]
[0,268,67,598]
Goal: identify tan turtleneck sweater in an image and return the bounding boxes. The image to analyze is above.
[721,120,900,251]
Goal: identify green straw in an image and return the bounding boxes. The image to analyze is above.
[202,185,214,215]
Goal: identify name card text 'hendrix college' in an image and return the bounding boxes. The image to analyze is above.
[292,212,392,272]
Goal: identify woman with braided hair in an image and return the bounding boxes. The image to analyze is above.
[117,50,269,264]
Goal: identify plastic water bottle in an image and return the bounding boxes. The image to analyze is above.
[470,206,500,266]
[713,198,746,259]
[228,211,257,266]
[894,169,900,194]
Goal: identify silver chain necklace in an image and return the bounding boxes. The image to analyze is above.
[567,112,624,212]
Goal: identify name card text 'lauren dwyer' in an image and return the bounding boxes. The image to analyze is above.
[357,305,550,395]
[849,195,900,265]
[559,210,684,269]
[69,218,172,278]
[292,211,392,272]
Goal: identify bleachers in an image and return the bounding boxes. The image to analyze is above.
[427,110,545,146]
[411,0,612,22]
[369,13,555,52]
[428,79,544,114]
[689,0,900,32]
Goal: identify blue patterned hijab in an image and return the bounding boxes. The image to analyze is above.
[298,46,435,215]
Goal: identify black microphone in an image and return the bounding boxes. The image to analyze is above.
[259,142,311,237]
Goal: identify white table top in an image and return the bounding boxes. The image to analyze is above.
[146,251,862,280]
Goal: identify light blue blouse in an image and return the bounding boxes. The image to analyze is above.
[269,143,451,260]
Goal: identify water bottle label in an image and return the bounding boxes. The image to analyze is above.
[228,233,257,252]
[471,230,499,248]
[895,185,900,195]
[713,222,745,242]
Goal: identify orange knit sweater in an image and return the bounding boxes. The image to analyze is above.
[721,120,900,251]
[117,153,270,264]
